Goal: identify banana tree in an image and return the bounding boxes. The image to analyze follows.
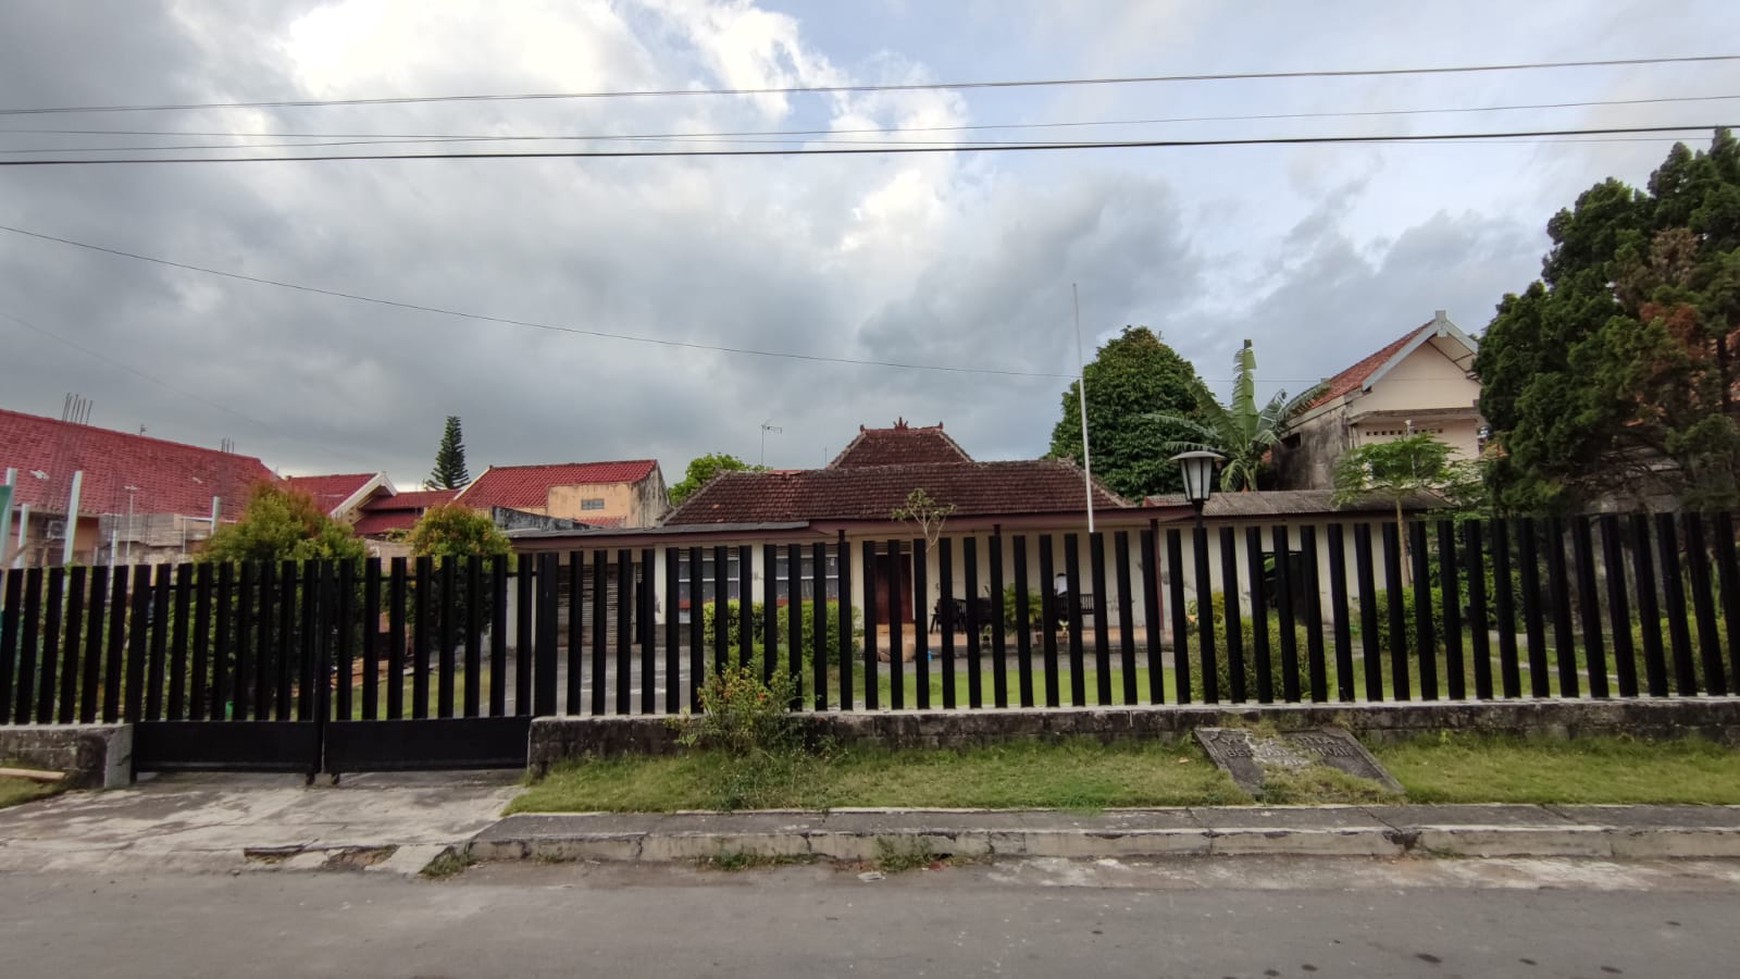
[1149,340,1324,491]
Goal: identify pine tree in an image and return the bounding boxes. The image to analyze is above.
[428,415,471,490]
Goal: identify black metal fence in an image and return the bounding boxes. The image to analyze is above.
[1,513,1737,769]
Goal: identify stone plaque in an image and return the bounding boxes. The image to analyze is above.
[1194,726,1402,796]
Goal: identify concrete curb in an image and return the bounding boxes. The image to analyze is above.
[465,805,1740,865]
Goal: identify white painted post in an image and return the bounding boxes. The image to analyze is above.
[62,470,83,566]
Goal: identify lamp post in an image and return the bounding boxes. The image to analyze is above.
[1170,450,1224,530]
[124,485,139,565]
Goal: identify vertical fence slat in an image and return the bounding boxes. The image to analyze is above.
[1601,515,1639,697]
[535,552,559,717]
[1518,518,1550,698]
[1301,526,1328,702]
[1327,525,1354,702]
[57,568,84,724]
[1217,527,1245,703]
[507,554,529,716]
[252,561,273,720]
[1685,515,1726,696]
[1014,534,1035,708]
[485,557,507,717]
[639,548,656,714]
[1166,529,1191,705]
[463,555,482,718]
[710,545,728,681]
[1191,525,1218,703]
[335,560,355,723]
[1246,527,1274,703]
[1378,523,1407,702]
[736,545,754,672]
[964,537,984,710]
[1354,523,1382,701]
[592,550,609,715]
[149,565,174,721]
[35,568,61,724]
[1089,533,1112,706]
[1408,521,1436,701]
[190,564,213,722]
[786,543,802,710]
[1436,521,1465,701]
[124,565,150,722]
[300,562,321,722]
[762,543,779,686]
[1463,521,1492,700]
[276,561,297,722]
[229,563,251,722]
[1715,512,1740,693]
[1658,513,1698,695]
[1631,514,1669,696]
[1274,525,1300,702]
[83,566,109,724]
[436,559,456,719]
[1545,517,1579,699]
[409,557,431,720]
[1115,532,1137,706]
[1064,533,1087,706]
[888,539,906,710]
[1140,527,1164,706]
[990,534,1010,709]
[861,540,879,710]
[385,558,406,719]
[1571,516,1609,699]
[689,546,705,712]
[358,558,378,721]
[1492,521,1521,699]
[313,562,335,728]
[0,569,20,724]
[1039,535,1061,707]
[45,568,74,724]
[166,564,190,720]
[913,538,930,710]
[938,537,955,710]
[614,549,632,715]
[834,536,851,711]
[672,547,686,715]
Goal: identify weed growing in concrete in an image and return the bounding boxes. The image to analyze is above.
[698,849,819,872]
[873,836,940,874]
[420,846,476,880]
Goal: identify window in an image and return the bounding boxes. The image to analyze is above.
[580,498,606,510]
[675,551,744,622]
[773,550,842,602]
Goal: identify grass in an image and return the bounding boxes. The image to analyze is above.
[0,775,65,810]
[1372,733,1740,805]
[347,670,494,719]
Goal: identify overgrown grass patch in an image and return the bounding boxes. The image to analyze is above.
[1371,733,1740,805]
[0,775,65,810]
[511,738,1248,813]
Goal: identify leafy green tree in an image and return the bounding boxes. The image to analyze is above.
[406,503,511,562]
[1333,432,1481,583]
[1475,129,1740,511]
[200,483,367,566]
[427,415,471,490]
[1048,326,1210,499]
[1149,339,1323,491]
[669,452,764,506]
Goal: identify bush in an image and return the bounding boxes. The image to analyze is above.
[1001,586,1046,633]
[699,600,859,669]
[1185,593,1310,702]
[676,666,802,755]
[1628,616,1727,694]
[1363,588,1451,654]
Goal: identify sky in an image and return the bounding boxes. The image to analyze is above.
[1,0,1736,494]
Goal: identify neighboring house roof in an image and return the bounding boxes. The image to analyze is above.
[666,460,1127,525]
[828,419,973,468]
[1142,489,1440,518]
[1307,311,1480,410]
[0,407,276,517]
[282,472,390,518]
[457,460,659,510]
[351,488,459,537]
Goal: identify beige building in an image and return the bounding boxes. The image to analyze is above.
[456,460,667,528]
[1275,311,1484,490]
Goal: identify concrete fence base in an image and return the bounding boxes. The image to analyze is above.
[0,724,132,788]
[528,697,1740,775]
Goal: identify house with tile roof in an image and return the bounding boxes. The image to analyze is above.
[0,407,276,567]
[351,488,459,539]
[1272,310,1484,490]
[282,472,393,524]
[512,420,1188,637]
[456,459,667,529]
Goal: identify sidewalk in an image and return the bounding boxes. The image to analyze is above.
[471,804,1740,864]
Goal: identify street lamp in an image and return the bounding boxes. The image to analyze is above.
[1169,450,1224,528]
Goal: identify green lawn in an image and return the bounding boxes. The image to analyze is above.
[0,775,64,810]
[511,732,1740,813]
[346,670,494,719]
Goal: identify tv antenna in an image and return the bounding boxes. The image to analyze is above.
[760,420,782,466]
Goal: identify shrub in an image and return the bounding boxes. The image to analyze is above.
[1185,593,1310,702]
[676,666,801,755]
[1363,588,1451,654]
[699,600,859,669]
[1001,586,1046,633]
[1628,616,1726,694]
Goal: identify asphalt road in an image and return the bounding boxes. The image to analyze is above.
[2,857,1735,978]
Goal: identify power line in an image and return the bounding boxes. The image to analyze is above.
[0,123,1725,166]
[0,223,1078,380]
[2,53,1735,116]
[1,92,1732,150]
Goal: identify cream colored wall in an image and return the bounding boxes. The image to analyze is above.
[546,482,635,523]
[1349,344,1481,415]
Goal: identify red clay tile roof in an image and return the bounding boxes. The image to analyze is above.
[282,473,380,514]
[1307,322,1431,409]
[0,407,277,517]
[828,420,972,468]
[580,514,626,528]
[665,460,1126,525]
[362,489,458,512]
[352,511,420,537]
[457,460,659,510]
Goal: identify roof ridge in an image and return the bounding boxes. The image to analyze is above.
[0,406,270,465]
